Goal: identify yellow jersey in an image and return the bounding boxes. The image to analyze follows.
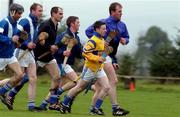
[82,34,105,72]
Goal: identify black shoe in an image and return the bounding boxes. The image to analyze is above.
[29,106,43,112]
[59,102,69,114]
[49,103,60,111]
[112,107,129,116]
[90,107,105,115]
[66,105,71,113]
[0,95,14,110]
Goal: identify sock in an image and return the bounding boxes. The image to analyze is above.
[63,95,72,106]
[57,87,64,96]
[8,74,29,97]
[49,89,58,104]
[49,95,58,104]
[28,101,35,110]
[0,83,12,95]
[95,98,103,109]
[40,99,49,108]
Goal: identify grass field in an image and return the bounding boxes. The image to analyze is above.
[0,74,180,117]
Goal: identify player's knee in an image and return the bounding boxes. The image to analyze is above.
[109,78,118,86]
[54,74,60,80]
[16,72,24,81]
[29,76,37,84]
[114,78,119,85]
[52,74,60,83]
[91,84,96,92]
[103,85,110,94]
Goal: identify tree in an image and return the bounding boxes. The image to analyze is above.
[135,26,172,75]
[149,46,178,77]
[118,53,136,75]
[149,28,180,78]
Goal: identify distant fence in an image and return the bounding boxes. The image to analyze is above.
[117,75,180,89]
[117,75,180,80]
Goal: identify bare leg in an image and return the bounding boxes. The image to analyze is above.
[68,79,88,97]
[44,62,60,90]
[27,63,37,103]
[0,78,10,86]
[8,62,24,86]
[61,71,79,91]
[104,62,118,105]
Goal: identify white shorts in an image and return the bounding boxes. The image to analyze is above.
[104,55,112,64]
[81,66,107,81]
[58,64,74,76]
[0,56,18,70]
[14,49,35,67]
[37,59,57,68]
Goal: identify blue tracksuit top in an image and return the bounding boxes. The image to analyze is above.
[85,16,130,63]
[0,16,18,58]
[16,14,38,50]
[54,28,83,65]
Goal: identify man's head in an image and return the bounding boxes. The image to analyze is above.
[66,16,80,32]
[9,3,24,21]
[30,3,43,20]
[50,7,63,22]
[109,2,123,20]
[93,21,106,37]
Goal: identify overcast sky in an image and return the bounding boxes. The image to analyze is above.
[0,0,180,54]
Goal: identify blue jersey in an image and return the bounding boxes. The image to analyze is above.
[85,16,129,63]
[16,14,38,50]
[0,16,17,58]
[54,28,82,65]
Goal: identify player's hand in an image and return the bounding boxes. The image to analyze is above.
[27,42,36,49]
[120,37,126,45]
[99,56,106,63]
[113,63,119,70]
[12,35,19,43]
[104,42,109,48]
[63,50,71,57]
[50,45,58,54]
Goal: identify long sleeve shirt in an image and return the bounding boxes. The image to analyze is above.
[34,18,58,62]
[54,28,83,65]
[0,16,17,58]
[83,32,105,72]
[85,16,129,63]
[16,14,39,50]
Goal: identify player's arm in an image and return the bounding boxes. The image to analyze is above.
[82,40,101,63]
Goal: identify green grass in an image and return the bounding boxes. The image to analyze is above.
[0,75,180,117]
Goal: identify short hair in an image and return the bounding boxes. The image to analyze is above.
[30,3,42,12]
[10,3,24,13]
[50,7,62,16]
[66,16,79,28]
[93,21,106,31]
[109,2,122,15]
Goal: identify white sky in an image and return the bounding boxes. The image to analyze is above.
[0,0,180,54]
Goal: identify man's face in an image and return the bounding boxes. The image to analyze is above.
[112,5,122,20]
[97,24,106,37]
[13,12,23,21]
[72,19,80,32]
[54,8,63,22]
[32,5,43,20]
